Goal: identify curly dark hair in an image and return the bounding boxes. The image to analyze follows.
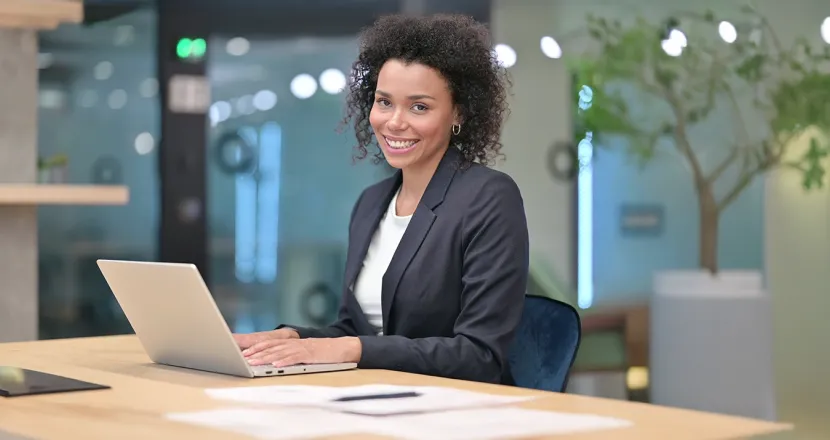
[343,13,511,167]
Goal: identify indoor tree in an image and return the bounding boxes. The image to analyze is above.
[571,6,830,274]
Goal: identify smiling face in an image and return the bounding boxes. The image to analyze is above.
[369,59,459,171]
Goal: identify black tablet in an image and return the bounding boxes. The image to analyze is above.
[0,367,110,397]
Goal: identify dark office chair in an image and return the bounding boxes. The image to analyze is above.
[507,295,582,393]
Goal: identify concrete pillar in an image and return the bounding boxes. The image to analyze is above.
[0,28,38,342]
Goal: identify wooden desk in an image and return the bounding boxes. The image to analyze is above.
[0,336,791,440]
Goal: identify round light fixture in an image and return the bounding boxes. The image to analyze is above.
[290,73,318,99]
[319,68,347,94]
[494,44,517,68]
[540,36,563,59]
[134,132,155,155]
[253,90,278,111]
[226,37,250,56]
[661,29,687,57]
[719,21,737,44]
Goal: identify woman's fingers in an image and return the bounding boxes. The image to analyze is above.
[249,349,303,367]
[242,339,282,357]
[246,341,297,361]
[271,353,304,368]
[245,340,309,366]
[244,342,278,359]
[232,333,260,349]
[234,329,295,351]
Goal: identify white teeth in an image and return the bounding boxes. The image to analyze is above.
[385,137,418,149]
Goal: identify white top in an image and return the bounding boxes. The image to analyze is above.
[353,189,411,334]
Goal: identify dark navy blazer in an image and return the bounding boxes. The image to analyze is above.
[287,147,529,384]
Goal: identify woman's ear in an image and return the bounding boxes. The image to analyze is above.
[452,108,463,126]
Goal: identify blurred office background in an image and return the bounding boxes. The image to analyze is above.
[20,0,830,438]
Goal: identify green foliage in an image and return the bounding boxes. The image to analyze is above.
[570,8,830,194]
[38,154,68,169]
[785,137,829,190]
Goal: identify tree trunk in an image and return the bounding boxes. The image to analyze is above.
[698,184,719,274]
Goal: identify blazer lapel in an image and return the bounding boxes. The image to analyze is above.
[380,147,461,334]
[344,172,402,296]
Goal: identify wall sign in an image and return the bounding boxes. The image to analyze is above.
[620,203,665,237]
[168,74,210,114]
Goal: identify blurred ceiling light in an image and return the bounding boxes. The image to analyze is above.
[661,29,687,57]
[253,89,278,111]
[94,61,114,80]
[107,89,128,110]
[669,29,687,47]
[134,132,155,155]
[290,73,318,99]
[661,39,683,57]
[236,94,256,115]
[210,101,232,125]
[718,21,737,43]
[494,44,517,68]
[226,37,250,56]
[540,36,562,59]
[822,17,830,44]
[209,102,230,126]
[319,68,347,94]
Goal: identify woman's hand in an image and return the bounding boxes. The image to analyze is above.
[242,337,362,368]
[233,328,299,350]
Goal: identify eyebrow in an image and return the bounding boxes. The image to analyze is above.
[375,90,436,101]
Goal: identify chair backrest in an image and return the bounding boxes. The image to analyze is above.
[507,295,582,393]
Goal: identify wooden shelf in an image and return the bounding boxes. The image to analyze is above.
[0,184,129,206]
[0,0,82,30]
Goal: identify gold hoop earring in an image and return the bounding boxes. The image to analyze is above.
[452,124,461,136]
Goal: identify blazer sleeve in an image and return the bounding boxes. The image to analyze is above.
[357,174,529,384]
[277,190,367,339]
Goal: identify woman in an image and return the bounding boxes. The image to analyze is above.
[234,13,529,385]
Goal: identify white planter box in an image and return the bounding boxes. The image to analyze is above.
[654,270,763,298]
[650,270,777,420]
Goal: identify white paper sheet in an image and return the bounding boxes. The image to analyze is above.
[205,383,535,415]
[166,406,633,440]
[371,407,634,440]
[165,407,369,440]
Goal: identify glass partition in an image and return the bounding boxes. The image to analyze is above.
[37,6,159,338]
[206,35,391,332]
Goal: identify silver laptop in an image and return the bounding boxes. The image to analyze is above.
[96,259,357,378]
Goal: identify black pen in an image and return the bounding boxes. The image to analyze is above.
[332,391,421,402]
